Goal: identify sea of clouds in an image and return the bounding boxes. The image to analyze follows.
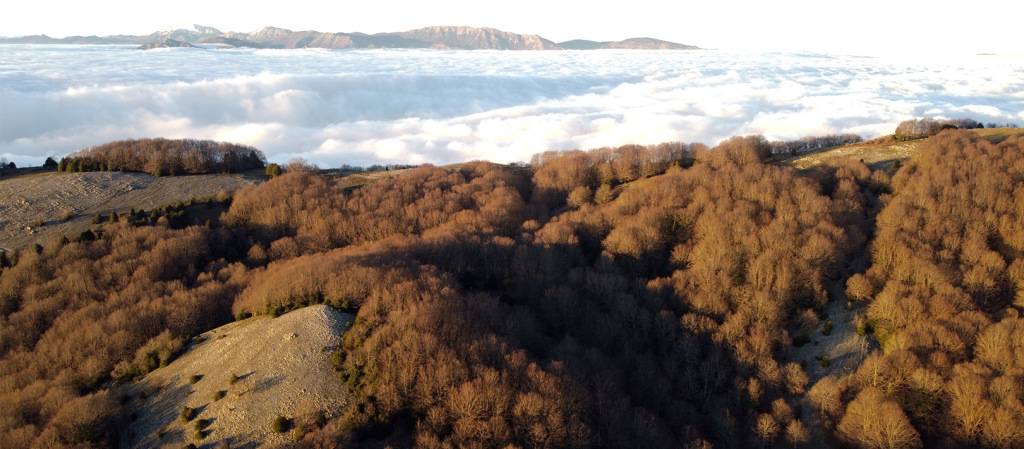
[1,45,1022,167]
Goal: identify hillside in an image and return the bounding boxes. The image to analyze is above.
[120,305,352,448]
[776,127,1024,173]
[3,128,1023,449]
[0,171,261,252]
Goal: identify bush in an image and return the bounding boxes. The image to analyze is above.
[229,373,239,385]
[189,374,202,384]
[271,415,289,433]
[822,321,833,336]
[180,406,196,423]
[820,356,830,368]
[195,418,209,430]
[213,390,225,401]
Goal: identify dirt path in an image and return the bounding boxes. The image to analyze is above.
[0,171,261,252]
[120,305,353,449]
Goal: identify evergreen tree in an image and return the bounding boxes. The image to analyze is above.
[266,163,282,178]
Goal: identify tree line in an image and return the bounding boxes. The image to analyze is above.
[58,138,267,176]
[893,117,992,140]
[768,134,863,155]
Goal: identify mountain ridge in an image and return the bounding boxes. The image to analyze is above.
[0,24,701,51]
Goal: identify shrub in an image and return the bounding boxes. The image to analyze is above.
[180,406,196,423]
[195,418,209,430]
[194,429,205,440]
[213,390,225,401]
[189,374,202,384]
[91,214,102,224]
[820,356,831,368]
[229,373,239,385]
[822,321,833,336]
[271,415,289,433]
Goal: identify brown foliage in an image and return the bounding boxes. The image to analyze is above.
[63,137,265,174]
[0,135,886,448]
[837,387,921,449]
[840,130,1024,445]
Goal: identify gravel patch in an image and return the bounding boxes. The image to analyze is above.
[120,305,353,449]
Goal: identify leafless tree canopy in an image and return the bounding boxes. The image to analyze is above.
[59,138,266,175]
[2,129,1022,448]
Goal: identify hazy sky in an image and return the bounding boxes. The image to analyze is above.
[3,0,1023,55]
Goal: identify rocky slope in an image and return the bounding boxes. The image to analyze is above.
[119,305,352,448]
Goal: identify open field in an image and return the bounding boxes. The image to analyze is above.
[974,126,1024,143]
[776,140,919,172]
[776,127,1021,173]
[0,171,263,252]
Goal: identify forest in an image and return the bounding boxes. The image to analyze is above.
[0,128,1021,449]
[57,138,267,176]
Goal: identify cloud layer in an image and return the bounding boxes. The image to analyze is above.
[2,46,1022,167]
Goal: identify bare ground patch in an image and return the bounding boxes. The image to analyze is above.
[778,141,920,173]
[0,171,262,252]
[120,305,352,449]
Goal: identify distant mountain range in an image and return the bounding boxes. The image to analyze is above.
[0,25,700,51]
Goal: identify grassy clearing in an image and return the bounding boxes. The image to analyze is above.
[973,127,1024,144]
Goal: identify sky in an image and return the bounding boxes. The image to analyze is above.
[3,0,1024,55]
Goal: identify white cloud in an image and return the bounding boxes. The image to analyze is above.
[1,47,1023,167]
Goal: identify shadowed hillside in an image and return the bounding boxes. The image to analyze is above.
[1,127,1021,449]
